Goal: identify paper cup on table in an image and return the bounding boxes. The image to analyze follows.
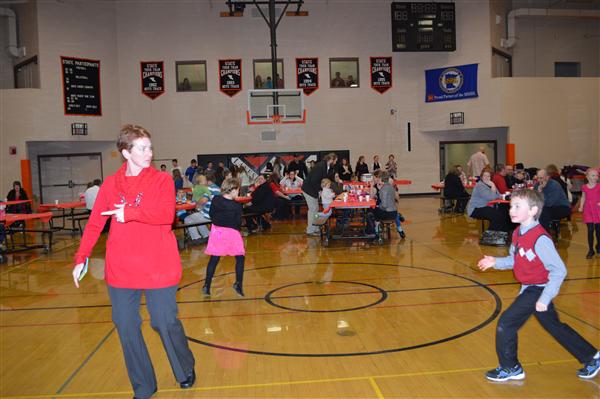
[366,195,370,201]
[54,200,59,205]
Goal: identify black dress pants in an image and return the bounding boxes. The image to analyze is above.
[495,286,596,368]
[539,206,571,232]
[108,285,195,399]
[471,206,509,232]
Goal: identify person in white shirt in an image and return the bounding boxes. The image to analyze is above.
[467,147,490,179]
[171,158,182,174]
[280,171,304,216]
[280,171,304,191]
[84,179,101,211]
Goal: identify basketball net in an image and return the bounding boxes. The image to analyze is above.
[272,114,282,135]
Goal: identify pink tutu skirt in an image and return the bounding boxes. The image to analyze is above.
[205,225,245,256]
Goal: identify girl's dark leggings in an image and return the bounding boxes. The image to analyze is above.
[204,255,245,289]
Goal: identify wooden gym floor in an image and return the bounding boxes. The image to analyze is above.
[1,196,598,398]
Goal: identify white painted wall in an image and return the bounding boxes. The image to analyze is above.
[499,77,600,167]
[512,16,600,77]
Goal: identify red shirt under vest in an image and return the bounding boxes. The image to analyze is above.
[511,224,550,285]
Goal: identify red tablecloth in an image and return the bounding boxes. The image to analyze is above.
[38,201,86,211]
[325,197,376,213]
[0,212,53,227]
[175,202,196,211]
[345,181,370,187]
[394,179,412,185]
[282,188,303,195]
[0,199,32,206]
[235,196,252,204]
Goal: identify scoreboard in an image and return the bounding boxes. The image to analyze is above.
[391,2,456,52]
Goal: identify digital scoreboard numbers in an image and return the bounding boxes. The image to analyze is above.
[391,2,456,52]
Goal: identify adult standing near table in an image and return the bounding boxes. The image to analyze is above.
[467,146,490,179]
[355,155,369,181]
[385,154,398,179]
[71,125,196,399]
[373,155,381,172]
[185,159,198,184]
[337,158,353,181]
[302,152,338,236]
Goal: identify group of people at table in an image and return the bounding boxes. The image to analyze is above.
[441,162,574,246]
[179,152,407,244]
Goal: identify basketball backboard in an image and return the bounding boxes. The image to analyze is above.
[247,89,306,125]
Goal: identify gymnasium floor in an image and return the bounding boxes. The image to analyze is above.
[1,196,598,398]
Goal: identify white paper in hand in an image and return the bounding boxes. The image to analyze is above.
[78,258,89,281]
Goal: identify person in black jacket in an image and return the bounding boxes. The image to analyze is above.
[355,155,369,181]
[443,165,470,213]
[6,181,31,214]
[337,158,353,181]
[302,153,338,235]
[203,178,246,297]
[286,154,309,179]
[244,175,276,232]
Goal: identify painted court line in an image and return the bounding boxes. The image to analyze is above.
[1,358,578,399]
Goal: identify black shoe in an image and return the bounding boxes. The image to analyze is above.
[202,285,211,297]
[398,214,405,222]
[233,282,245,297]
[180,369,196,389]
[397,228,406,239]
[586,250,595,259]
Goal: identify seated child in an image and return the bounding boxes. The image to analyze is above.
[315,178,336,222]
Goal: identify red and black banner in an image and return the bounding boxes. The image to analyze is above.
[141,61,165,99]
[370,57,392,94]
[296,58,319,95]
[219,59,242,97]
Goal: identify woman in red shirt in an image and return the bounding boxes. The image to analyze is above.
[72,125,195,398]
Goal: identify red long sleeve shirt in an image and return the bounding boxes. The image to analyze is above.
[74,164,181,289]
[492,173,509,194]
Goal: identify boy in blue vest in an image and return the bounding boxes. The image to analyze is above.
[478,189,599,381]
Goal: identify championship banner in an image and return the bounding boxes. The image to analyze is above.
[425,63,478,103]
[370,57,392,94]
[140,61,165,99]
[219,59,242,97]
[296,58,318,95]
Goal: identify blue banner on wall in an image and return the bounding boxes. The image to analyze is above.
[425,63,478,103]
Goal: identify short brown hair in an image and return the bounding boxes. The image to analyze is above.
[221,177,240,194]
[380,171,390,182]
[323,152,338,162]
[511,188,544,219]
[117,124,151,152]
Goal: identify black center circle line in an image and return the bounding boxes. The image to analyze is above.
[186,263,503,357]
[264,281,388,313]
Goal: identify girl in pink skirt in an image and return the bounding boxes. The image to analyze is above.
[579,168,600,259]
[203,178,246,296]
